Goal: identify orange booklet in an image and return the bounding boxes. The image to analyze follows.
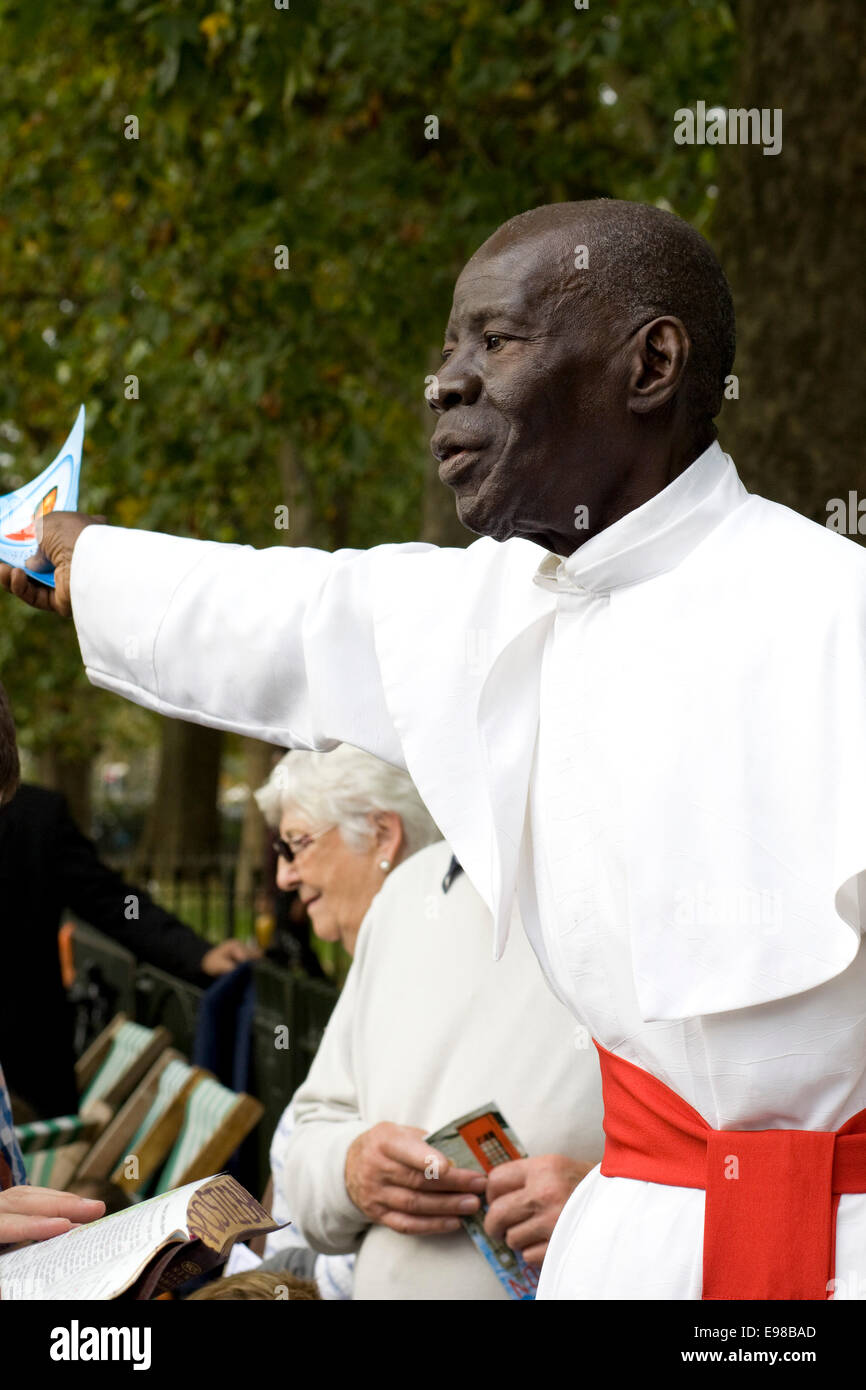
[425,1103,539,1301]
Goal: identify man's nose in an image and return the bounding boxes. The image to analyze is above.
[426,358,482,413]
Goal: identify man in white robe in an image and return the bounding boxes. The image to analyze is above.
[3,199,866,1300]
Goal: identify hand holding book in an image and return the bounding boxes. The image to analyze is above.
[0,1184,105,1245]
[0,1173,278,1300]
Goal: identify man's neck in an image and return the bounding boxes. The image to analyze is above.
[556,427,716,559]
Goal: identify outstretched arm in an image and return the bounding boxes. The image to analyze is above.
[51,789,255,980]
[0,512,409,765]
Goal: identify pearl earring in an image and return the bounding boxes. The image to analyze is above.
[379,859,391,872]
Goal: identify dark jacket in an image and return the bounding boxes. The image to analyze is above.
[0,784,210,1117]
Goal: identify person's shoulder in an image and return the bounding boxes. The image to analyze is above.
[739,494,861,558]
[368,535,549,581]
[376,839,454,896]
[351,840,490,973]
[3,783,65,821]
[740,495,866,595]
[366,537,554,643]
[366,840,486,920]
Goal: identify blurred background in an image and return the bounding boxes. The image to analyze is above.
[0,0,862,956]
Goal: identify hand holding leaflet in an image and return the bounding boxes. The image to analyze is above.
[0,405,85,588]
[425,1102,541,1300]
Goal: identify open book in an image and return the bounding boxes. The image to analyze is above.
[0,1174,278,1300]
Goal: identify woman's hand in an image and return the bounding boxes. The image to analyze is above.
[0,512,104,618]
[0,1185,105,1246]
[345,1122,487,1235]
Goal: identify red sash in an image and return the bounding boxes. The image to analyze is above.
[595,1039,866,1300]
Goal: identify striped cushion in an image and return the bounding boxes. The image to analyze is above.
[14,1115,84,1155]
[126,1060,192,1157]
[80,1022,154,1107]
[24,1147,59,1185]
[155,1079,238,1193]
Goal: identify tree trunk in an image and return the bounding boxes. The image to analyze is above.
[235,737,278,909]
[276,435,317,545]
[711,0,866,533]
[134,719,223,880]
[232,436,311,915]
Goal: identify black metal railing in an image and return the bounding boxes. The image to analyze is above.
[104,852,269,945]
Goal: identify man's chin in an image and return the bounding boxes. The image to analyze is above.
[452,489,514,543]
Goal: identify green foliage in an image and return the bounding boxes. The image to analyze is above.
[0,0,735,757]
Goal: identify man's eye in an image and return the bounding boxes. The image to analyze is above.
[484,334,506,351]
[440,347,453,361]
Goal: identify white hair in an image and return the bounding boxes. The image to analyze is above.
[255,744,443,859]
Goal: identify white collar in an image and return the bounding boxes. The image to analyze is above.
[533,440,749,596]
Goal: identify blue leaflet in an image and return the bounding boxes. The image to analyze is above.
[0,405,85,588]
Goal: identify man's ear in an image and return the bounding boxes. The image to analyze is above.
[627,316,690,415]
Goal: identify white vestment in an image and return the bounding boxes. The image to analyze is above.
[69,441,866,1299]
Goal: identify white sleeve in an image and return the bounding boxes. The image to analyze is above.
[278,924,374,1256]
[69,524,417,765]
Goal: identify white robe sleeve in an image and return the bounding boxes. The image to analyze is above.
[279,923,375,1256]
[69,524,418,765]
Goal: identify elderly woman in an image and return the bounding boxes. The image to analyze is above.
[259,742,441,958]
[245,743,605,1301]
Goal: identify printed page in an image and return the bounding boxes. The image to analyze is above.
[0,1176,211,1301]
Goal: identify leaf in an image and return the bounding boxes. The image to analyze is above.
[154,45,181,95]
[200,13,230,41]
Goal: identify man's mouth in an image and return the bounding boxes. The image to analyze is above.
[434,440,489,483]
[302,892,321,910]
[432,434,488,461]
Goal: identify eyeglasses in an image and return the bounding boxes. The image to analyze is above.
[272,824,336,863]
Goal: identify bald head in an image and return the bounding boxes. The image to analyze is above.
[430,199,735,554]
[477,200,736,429]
